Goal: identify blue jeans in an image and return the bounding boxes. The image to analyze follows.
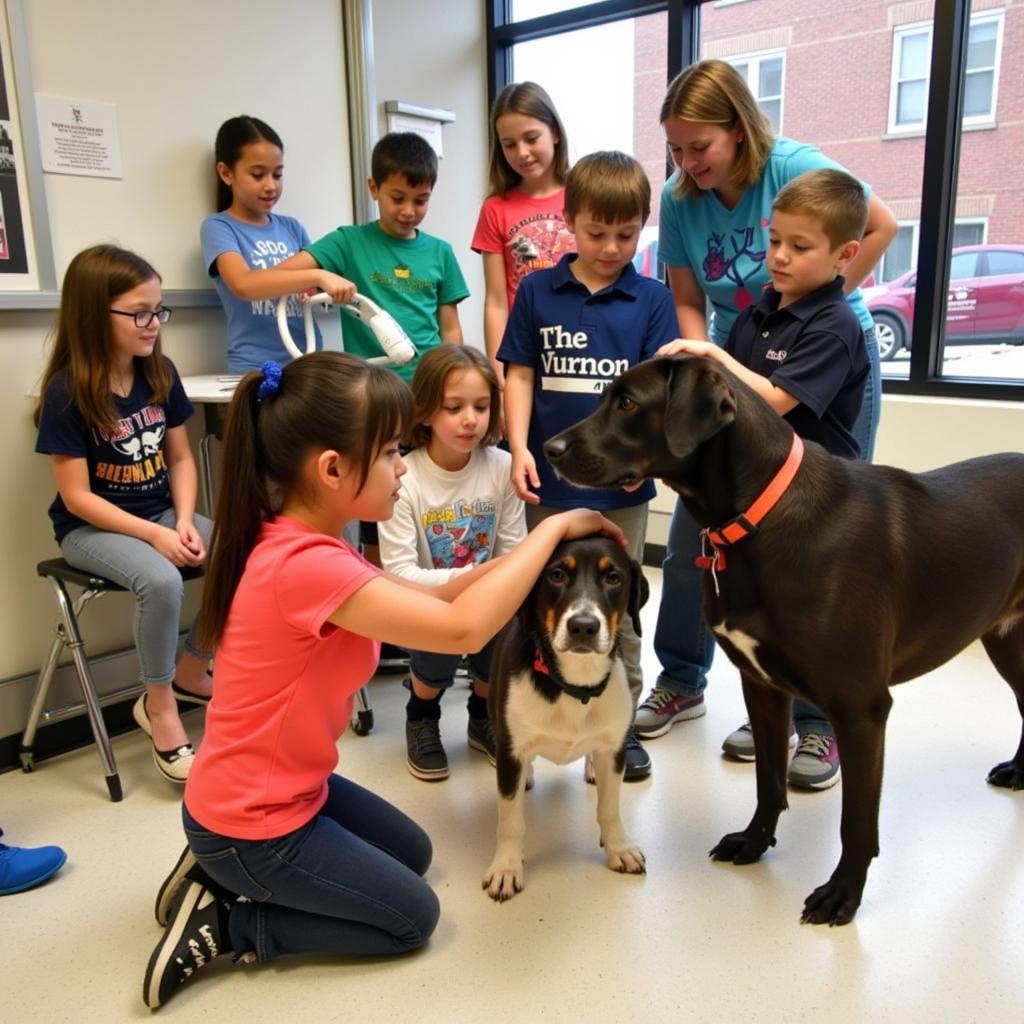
[60,509,213,684]
[183,774,439,962]
[653,329,882,736]
[410,638,495,690]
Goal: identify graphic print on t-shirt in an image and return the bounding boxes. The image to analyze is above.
[703,224,766,311]
[247,235,304,317]
[538,322,629,395]
[507,213,573,295]
[93,403,169,492]
[421,498,498,568]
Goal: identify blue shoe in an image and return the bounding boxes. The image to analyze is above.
[0,830,67,895]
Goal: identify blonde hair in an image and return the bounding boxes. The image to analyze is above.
[564,151,651,224]
[487,81,570,197]
[407,345,502,449]
[772,169,868,249]
[660,59,774,200]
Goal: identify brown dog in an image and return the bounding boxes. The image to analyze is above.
[543,354,1024,925]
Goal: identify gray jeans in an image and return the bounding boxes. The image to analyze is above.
[60,509,213,685]
[525,502,649,704]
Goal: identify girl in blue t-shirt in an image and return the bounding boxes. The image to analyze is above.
[200,116,355,371]
[34,245,213,784]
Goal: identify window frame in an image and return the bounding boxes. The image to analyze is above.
[487,0,1021,402]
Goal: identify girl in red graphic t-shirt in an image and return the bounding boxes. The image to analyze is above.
[472,81,576,388]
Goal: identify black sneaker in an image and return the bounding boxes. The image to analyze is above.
[143,880,231,1009]
[467,716,497,766]
[623,726,652,781]
[154,845,203,926]
[406,719,449,781]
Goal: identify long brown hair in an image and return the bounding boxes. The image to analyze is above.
[406,345,501,449]
[487,81,570,197]
[34,245,172,434]
[660,59,774,201]
[199,352,412,648]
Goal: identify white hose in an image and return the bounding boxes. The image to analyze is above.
[276,292,416,366]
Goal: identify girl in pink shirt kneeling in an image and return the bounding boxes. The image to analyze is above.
[142,350,623,1009]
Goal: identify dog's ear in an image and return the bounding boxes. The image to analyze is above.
[664,356,737,458]
[626,557,649,638]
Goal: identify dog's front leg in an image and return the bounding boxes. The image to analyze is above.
[711,676,790,865]
[483,754,531,901]
[802,697,890,926]
[593,748,645,875]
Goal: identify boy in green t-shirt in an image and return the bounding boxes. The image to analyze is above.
[281,132,469,383]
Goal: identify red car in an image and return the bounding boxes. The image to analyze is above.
[862,244,1024,360]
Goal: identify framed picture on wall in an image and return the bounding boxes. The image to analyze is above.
[0,0,53,296]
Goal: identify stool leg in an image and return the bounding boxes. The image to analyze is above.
[19,627,68,771]
[51,579,124,802]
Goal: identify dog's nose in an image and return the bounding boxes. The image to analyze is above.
[567,613,600,642]
[544,436,567,461]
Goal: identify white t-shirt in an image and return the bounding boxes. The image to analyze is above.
[378,445,526,586]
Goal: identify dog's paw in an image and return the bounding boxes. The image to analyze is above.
[605,843,646,875]
[709,829,775,865]
[987,759,1024,790]
[801,877,863,926]
[483,857,524,901]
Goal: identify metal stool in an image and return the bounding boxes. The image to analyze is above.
[20,558,203,802]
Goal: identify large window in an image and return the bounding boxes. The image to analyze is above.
[489,1,1023,400]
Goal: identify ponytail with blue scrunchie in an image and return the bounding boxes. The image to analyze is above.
[257,360,282,402]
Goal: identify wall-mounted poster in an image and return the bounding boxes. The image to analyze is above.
[0,1,38,289]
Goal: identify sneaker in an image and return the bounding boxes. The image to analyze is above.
[406,719,449,781]
[623,726,652,781]
[721,719,799,762]
[787,733,841,790]
[143,880,231,1009]
[155,846,202,926]
[0,830,67,895]
[634,687,706,739]
[467,716,497,766]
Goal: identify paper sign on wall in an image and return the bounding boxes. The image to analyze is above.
[36,93,122,179]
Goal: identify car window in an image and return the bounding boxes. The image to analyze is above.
[949,252,978,280]
[983,250,1024,276]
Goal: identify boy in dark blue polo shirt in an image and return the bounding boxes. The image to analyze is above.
[662,167,871,789]
[499,151,680,781]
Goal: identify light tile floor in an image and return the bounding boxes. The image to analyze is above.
[3,569,1023,1022]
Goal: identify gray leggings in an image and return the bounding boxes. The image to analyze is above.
[60,509,213,685]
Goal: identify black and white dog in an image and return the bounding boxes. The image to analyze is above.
[483,535,649,901]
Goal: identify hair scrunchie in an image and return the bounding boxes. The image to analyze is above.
[257,360,282,401]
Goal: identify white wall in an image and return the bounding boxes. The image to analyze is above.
[0,0,350,729]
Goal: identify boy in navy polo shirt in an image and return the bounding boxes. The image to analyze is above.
[499,151,680,781]
[662,167,871,789]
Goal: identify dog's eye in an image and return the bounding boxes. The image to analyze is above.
[604,570,623,586]
[548,567,568,584]
[616,395,636,412]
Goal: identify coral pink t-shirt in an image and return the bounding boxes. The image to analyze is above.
[185,516,380,840]
[471,189,576,309]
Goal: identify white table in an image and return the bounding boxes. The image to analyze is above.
[181,374,241,515]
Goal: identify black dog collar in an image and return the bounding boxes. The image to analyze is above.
[531,634,611,704]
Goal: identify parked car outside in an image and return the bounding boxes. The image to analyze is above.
[862,244,1024,359]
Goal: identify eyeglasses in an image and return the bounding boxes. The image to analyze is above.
[109,307,172,328]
